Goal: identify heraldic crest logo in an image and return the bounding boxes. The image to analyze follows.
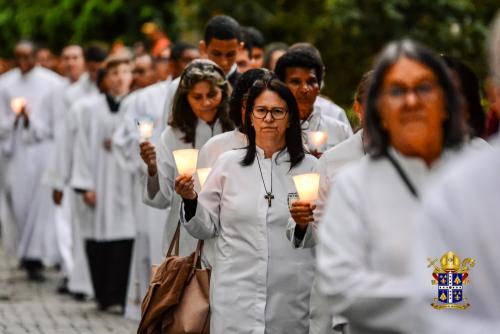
[427,251,475,310]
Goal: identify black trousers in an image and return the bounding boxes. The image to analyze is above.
[85,239,134,309]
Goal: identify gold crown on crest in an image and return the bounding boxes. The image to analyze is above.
[440,251,461,272]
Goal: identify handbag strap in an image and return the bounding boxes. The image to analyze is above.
[167,222,181,257]
[385,151,419,199]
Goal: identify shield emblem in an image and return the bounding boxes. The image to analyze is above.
[437,273,463,304]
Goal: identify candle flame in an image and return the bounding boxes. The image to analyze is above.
[10,97,26,115]
[138,120,154,140]
[307,131,328,151]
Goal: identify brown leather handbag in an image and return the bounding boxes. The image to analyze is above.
[137,223,210,334]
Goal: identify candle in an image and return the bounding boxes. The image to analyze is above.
[173,149,199,176]
[10,97,26,115]
[137,118,155,141]
[292,173,320,203]
[307,131,328,152]
[197,167,212,188]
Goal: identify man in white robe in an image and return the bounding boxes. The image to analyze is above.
[275,48,352,156]
[40,45,87,292]
[0,41,65,280]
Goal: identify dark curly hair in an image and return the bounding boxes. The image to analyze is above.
[169,59,234,147]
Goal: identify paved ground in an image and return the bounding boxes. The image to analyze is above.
[0,246,138,334]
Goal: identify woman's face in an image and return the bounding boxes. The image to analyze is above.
[377,57,446,164]
[106,63,133,96]
[251,89,289,147]
[187,80,223,123]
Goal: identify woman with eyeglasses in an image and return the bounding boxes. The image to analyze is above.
[174,77,317,333]
[140,59,233,257]
[314,40,467,333]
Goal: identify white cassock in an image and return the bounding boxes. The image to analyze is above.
[40,73,96,277]
[112,79,171,320]
[144,120,226,257]
[287,130,366,334]
[314,96,351,131]
[45,74,98,295]
[0,66,64,264]
[315,147,464,334]
[180,148,317,333]
[301,104,352,153]
[71,93,136,241]
[409,136,500,333]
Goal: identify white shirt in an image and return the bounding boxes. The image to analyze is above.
[181,148,317,333]
[314,95,351,130]
[301,105,352,153]
[316,148,455,334]
[409,136,500,333]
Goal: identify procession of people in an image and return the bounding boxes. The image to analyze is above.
[1,11,499,334]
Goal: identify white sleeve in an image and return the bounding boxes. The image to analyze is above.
[142,173,169,208]
[179,158,224,240]
[112,97,142,173]
[316,172,411,333]
[285,218,315,249]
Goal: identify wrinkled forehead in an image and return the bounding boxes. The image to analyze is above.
[382,57,438,86]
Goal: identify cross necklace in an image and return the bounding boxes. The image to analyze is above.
[256,154,274,207]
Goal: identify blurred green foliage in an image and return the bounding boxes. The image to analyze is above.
[0,0,498,107]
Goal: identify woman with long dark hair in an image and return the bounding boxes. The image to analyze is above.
[175,77,317,332]
[142,59,233,256]
[315,39,467,333]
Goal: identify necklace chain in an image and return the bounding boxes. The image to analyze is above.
[256,154,274,207]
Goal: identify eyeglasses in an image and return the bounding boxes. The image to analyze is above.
[252,106,288,120]
[383,81,440,105]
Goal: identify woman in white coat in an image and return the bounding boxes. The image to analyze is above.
[175,77,317,333]
[314,40,467,333]
[140,59,233,256]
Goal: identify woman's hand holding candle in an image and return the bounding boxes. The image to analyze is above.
[175,174,197,200]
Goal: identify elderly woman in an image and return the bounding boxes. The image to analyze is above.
[315,39,466,333]
[140,59,233,256]
[175,77,317,333]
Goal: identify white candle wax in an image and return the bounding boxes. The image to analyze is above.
[10,97,26,115]
[307,131,328,151]
[173,149,199,176]
[292,173,320,203]
[197,167,212,188]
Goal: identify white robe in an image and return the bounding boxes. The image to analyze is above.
[0,66,64,263]
[64,97,99,296]
[144,120,225,257]
[71,94,136,241]
[409,136,500,333]
[314,96,351,131]
[301,104,352,153]
[181,148,317,333]
[288,130,366,334]
[112,80,171,320]
[315,148,460,334]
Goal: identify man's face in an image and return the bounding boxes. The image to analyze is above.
[36,48,56,71]
[284,67,320,120]
[200,38,241,75]
[60,46,85,82]
[250,47,264,69]
[176,48,200,75]
[15,45,36,74]
[236,48,251,73]
[106,63,132,96]
[132,55,157,89]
